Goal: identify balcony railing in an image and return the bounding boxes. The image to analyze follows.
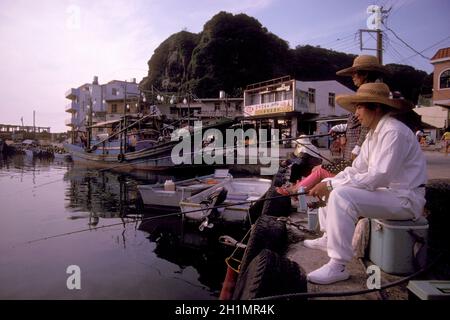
[65,88,77,100]
[65,118,75,126]
[65,102,77,113]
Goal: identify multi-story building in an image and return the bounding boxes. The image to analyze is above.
[413,47,450,143]
[65,77,140,141]
[243,76,354,145]
[154,96,243,123]
[431,47,450,107]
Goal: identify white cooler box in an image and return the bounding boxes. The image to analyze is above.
[369,217,428,275]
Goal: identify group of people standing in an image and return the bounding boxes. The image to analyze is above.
[276,55,427,285]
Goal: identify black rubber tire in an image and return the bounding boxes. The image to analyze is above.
[232,249,307,300]
[261,186,291,217]
[425,179,450,279]
[248,194,265,222]
[239,215,286,274]
[272,172,285,187]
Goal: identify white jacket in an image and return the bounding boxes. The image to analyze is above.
[327,114,427,219]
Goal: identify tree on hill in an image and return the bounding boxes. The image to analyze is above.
[384,64,428,102]
[184,11,291,97]
[141,11,429,105]
[140,31,200,94]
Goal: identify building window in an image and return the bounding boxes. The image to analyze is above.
[261,92,275,103]
[249,93,258,106]
[112,88,118,96]
[328,92,335,107]
[440,69,450,89]
[308,88,316,103]
[111,104,117,113]
[235,102,242,112]
[214,103,220,111]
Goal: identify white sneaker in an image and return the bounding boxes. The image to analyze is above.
[303,235,327,252]
[307,260,350,285]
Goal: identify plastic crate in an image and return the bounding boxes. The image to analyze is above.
[369,217,428,275]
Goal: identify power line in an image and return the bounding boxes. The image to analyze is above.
[398,35,450,63]
[383,24,430,60]
[384,34,409,61]
[319,33,355,48]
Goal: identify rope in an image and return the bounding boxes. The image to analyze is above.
[253,253,444,300]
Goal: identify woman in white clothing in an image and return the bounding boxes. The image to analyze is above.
[304,82,427,285]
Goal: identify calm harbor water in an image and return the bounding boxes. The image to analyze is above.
[0,154,240,299]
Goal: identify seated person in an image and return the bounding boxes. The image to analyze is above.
[304,83,426,285]
[282,135,323,183]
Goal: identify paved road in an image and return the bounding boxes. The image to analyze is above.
[424,151,450,180]
[279,148,450,180]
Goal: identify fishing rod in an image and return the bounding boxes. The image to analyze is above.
[25,189,309,244]
[287,136,334,164]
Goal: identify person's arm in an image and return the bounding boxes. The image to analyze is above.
[351,126,369,158]
[329,130,409,191]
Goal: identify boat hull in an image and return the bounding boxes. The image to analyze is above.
[63,142,177,171]
[180,177,272,224]
[137,171,232,207]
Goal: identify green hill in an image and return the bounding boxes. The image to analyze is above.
[140,11,429,103]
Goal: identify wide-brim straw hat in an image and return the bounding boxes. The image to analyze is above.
[296,135,313,145]
[336,55,389,76]
[336,83,413,113]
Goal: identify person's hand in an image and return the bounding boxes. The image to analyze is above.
[309,181,330,199]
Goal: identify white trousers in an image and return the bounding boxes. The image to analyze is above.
[318,186,417,264]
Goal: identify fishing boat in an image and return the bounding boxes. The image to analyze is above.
[137,169,232,210]
[64,113,236,171]
[180,177,272,226]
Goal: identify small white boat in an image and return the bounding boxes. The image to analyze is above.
[180,177,272,225]
[137,169,232,210]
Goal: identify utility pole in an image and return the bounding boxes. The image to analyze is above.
[377,29,383,64]
[360,5,390,64]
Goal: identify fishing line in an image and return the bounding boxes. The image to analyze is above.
[25,190,309,244]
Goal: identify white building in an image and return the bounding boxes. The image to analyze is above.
[243,76,354,143]
[65,77,140,140]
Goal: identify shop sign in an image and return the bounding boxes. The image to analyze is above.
[244,99,293,117]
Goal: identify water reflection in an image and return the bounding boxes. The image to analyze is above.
[0,153,246,299]
[62,162,245,296]
[138,214,246,293]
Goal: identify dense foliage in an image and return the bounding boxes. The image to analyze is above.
[140,11,430,102]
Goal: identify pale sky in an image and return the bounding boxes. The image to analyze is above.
[0,0,449,132]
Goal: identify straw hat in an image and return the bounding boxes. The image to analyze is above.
[336,83,413,113]
[336,55,389,76]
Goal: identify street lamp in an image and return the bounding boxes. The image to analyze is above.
[183,96,191,126]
